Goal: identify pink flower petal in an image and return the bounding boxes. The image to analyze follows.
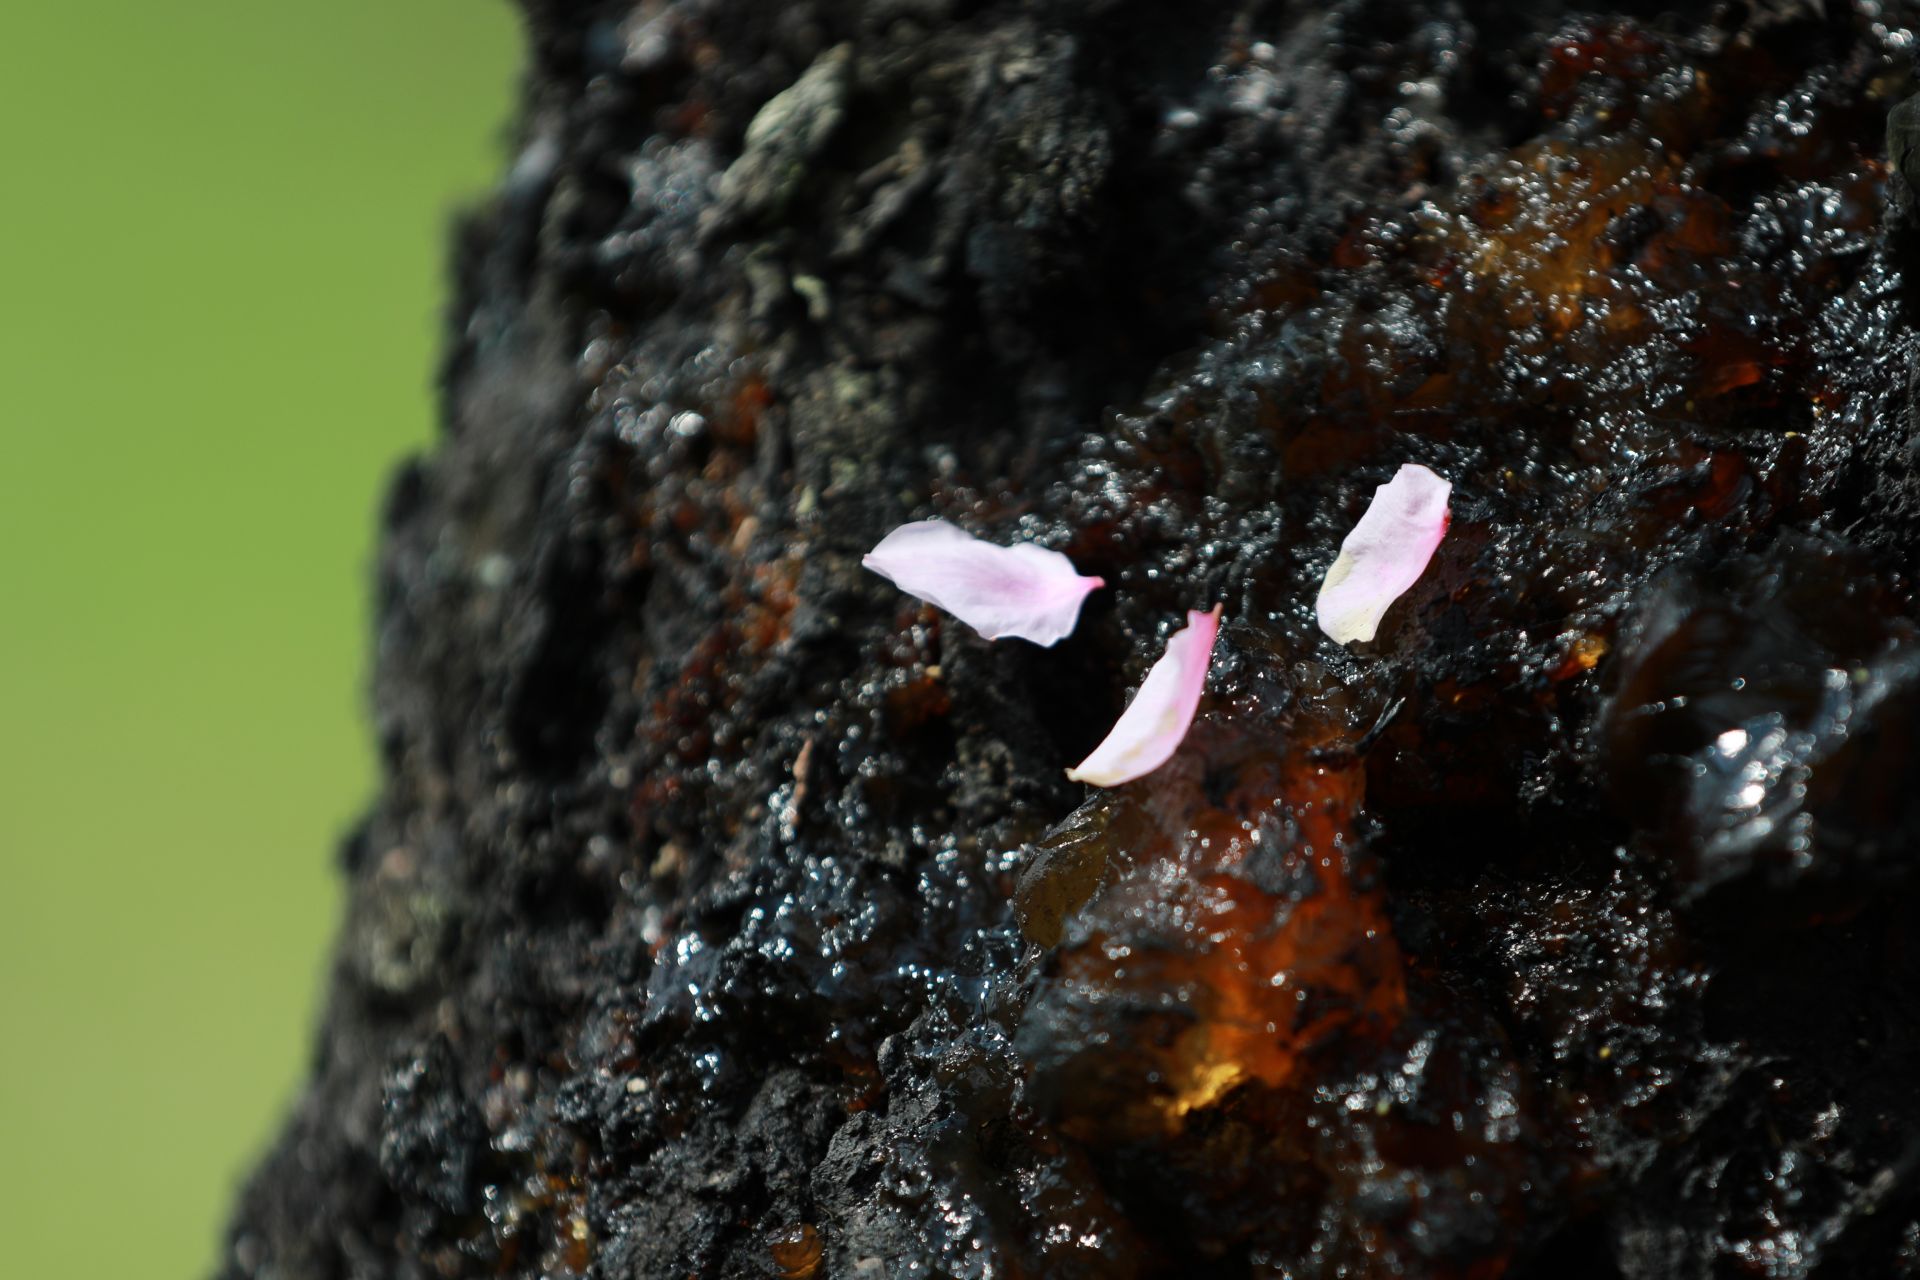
[862,519,1104,646]
[1067,606,1222,787]
[1316,463,1451,645]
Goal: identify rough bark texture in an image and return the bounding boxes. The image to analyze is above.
[223,2,1920,1277]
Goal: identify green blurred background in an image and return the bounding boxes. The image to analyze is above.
[0,4,520,1275]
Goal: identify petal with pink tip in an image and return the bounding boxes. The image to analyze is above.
[861,519,1104,646]
[1067,606,1222,787]
[1316,464,1451,645]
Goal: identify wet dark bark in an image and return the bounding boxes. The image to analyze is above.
[222,2,1920,1277]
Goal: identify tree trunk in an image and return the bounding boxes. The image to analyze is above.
[221,2,1920,1276]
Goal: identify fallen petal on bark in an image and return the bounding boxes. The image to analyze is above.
[1067,606,1222,786]
[1316,464,1452,645]
[862,519,1104,646]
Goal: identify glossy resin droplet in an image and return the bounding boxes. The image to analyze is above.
[1068,606,1222,787]
[1316,464,1452,645]
[862,519,1104,646]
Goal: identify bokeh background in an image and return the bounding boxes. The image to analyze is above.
[1,4,520,1275]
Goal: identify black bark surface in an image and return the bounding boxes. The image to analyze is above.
[223,2,1920,1276]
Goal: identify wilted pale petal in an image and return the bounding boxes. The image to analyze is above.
[1316,463,1451,645]
[1067,606,1222,787]
[862,519,1104,646]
